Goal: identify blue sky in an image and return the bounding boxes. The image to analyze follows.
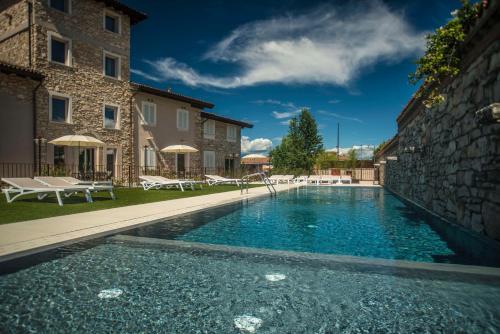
[123,0,461,153]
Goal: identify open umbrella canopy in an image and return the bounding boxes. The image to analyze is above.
[241,153,269,165]
[160,144,198,153]
[48,135,105,147]
[242,153,267,159]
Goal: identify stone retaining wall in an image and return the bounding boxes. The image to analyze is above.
[382,35,500,241]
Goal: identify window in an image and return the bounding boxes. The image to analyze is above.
[177,109,189,130]
[203,151,215,170]
[103,105,119,129]
[104,11,120,33]
[143,147,156,168]
[203,119,215,139]
[49,93,71,123]
[141,102,156,126]
[48,33,71,66]
[54,146,65,166]
[49,0,70,13]
[227,125,237,142]
[103,51,120,79]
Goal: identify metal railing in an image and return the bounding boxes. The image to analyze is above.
[0,162,259,188]
[241,172,276,196]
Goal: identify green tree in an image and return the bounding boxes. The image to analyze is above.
[315,151,337,170]
[270,109,323,175]
[373,140,388,156]
[346,149,358,169]
[409,0,480,107]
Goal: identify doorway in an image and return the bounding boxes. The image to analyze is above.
[106,148,116,177]
[79,148,95,179]
[176,153,185,177]
[225,157,235,176]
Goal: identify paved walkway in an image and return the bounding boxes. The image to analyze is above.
[0,184,299,261]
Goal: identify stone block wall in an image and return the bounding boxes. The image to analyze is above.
[383,39,500,241]
[31,0,133,169]
[201,120,241,169]
[0,0,30,67]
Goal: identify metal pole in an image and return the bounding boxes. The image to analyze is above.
[38,138,41,175]
[336,123,340,157]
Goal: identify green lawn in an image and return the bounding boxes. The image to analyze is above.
[0,185,260,225]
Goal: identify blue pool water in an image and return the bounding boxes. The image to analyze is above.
[126,187,497,265]
[1,237,500,333]
[1,186,500,333]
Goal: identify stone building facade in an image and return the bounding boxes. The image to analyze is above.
[0,0,251,181]
[131,83,251,176]
[376,4,500,241]
[200,112,247,175]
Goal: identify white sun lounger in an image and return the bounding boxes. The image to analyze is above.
[320,175,340,185]
[339,175,352,184]
[37,176,115,200]
[59,176,112,187]
[278,175,295,184]
[294,175,308,183]
[154,176,198,190]
[205,175,241,186]
[307,175,321,185]
[139,175,193,191]
[267,175,283,184]
[1,177,92,206]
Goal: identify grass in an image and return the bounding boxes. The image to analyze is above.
[0,185,261,225]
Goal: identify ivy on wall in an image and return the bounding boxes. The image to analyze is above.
[409,0,488,108]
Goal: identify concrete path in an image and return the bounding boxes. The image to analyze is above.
[0,184,299,261]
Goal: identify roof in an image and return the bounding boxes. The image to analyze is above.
[201,112,253,128]
[131,83,214,109]
[0,61,44,80]
[95,0,147,25]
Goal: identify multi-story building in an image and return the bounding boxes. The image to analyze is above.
[131,84,251,176]
[0,0,251,182]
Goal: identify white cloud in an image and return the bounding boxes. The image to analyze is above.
[328,99,341,104]
[326,145,374,159]
[134,2,425,88]
[272,110,300,119]
[130,69,162,82]
[280,120,292,126]
[318,110,363,123]
[241,136,273,153]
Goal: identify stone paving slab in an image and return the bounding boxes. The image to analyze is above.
[0,184,299,261]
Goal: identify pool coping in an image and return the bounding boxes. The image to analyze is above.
[0,184,300,262]
[112,235,500,281]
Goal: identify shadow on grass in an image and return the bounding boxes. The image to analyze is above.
[0,185,258,224]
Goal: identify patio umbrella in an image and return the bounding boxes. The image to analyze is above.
[48,135,105,173]
[160,144,198,153]
[48,135,105,147]
[242,153,267,159]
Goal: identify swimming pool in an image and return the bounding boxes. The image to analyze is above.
[124,187,500,266]
[1,186,500,333]
[1,236,500,333]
